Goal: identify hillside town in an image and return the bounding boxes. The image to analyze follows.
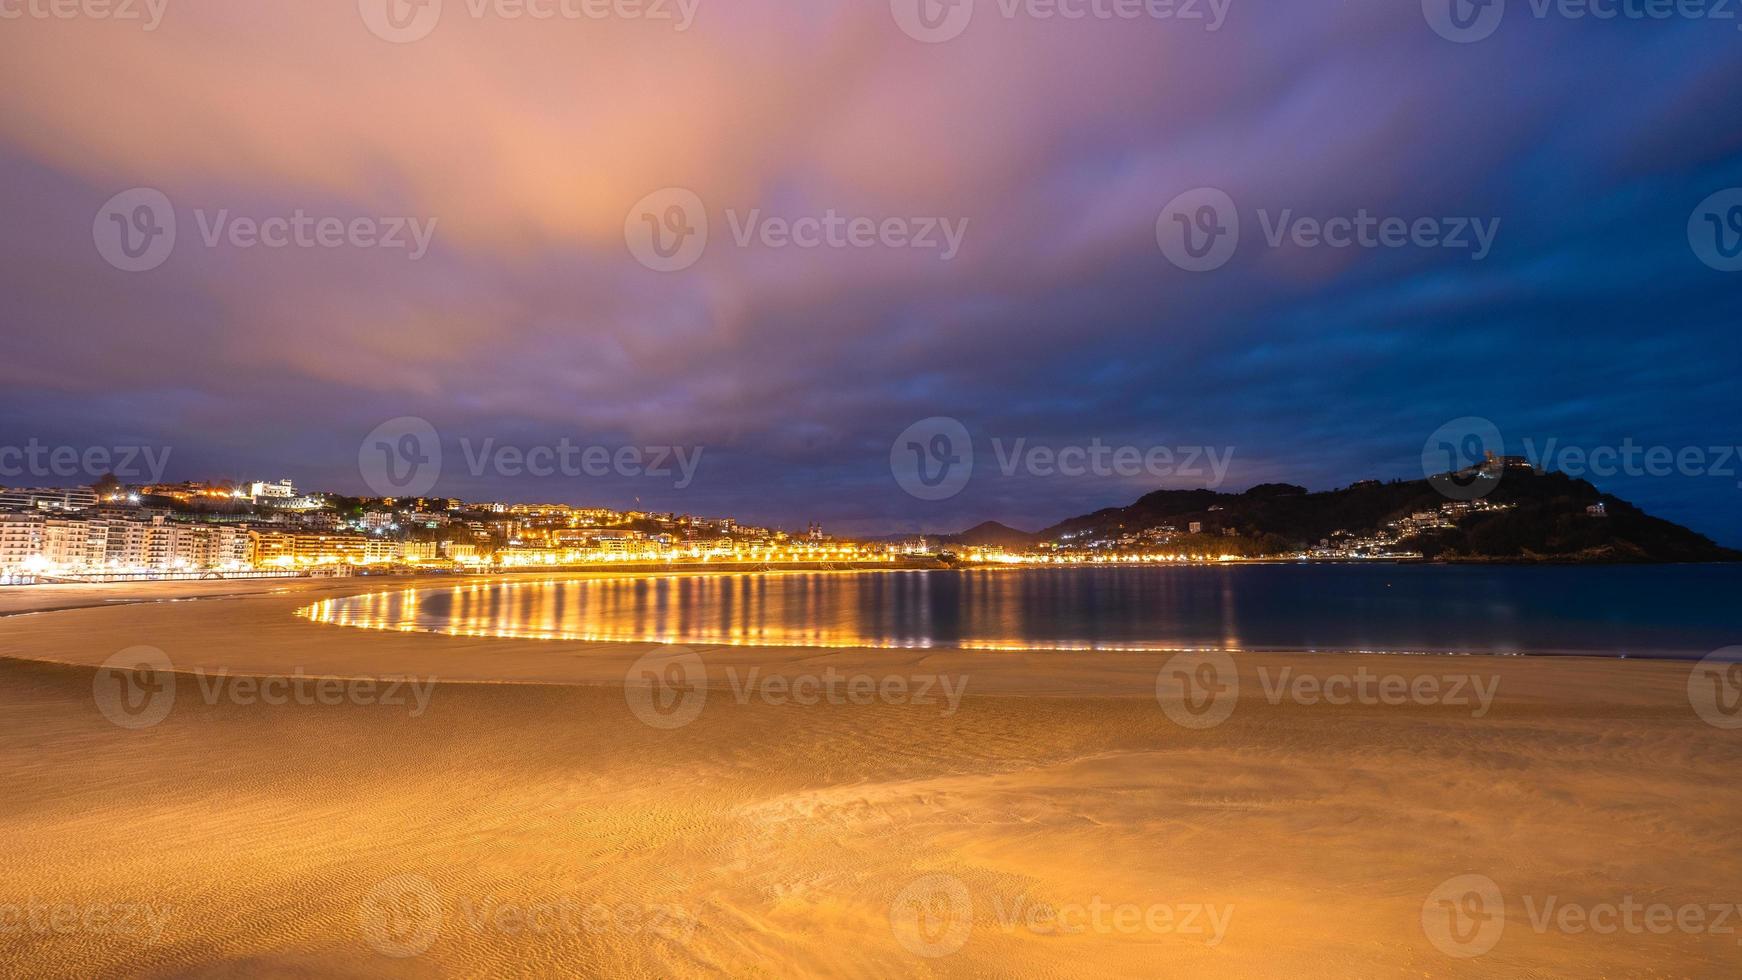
[0,459,1659,584]
[0,479,910,584]
[1303,498,1520,559]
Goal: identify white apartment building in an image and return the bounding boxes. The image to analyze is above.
[0,487,99,512]
[399,540,439,561]
[248,479,297,501]
[0,513,45,571]
[0,514,254,574]
[42,518,109,568]
[104,519,150,567]
[148,520,250,570]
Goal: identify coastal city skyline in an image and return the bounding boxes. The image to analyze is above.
[5,419,1742,547]
[3,442,1730,582]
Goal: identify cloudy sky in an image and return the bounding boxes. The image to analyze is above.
[1,0,1739,541]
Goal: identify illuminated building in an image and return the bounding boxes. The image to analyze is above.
[248,479,297,501]
[247,529,395,567]
[249,529,297,565]
[1480,452,1533,476]
[0,513,254,575]
[42,518,107,568]
[0,513,46,570]
[0,487,98,512]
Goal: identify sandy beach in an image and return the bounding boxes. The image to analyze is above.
[3,574,1739,977]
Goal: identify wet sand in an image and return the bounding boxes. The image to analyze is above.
[2,575,1739,977]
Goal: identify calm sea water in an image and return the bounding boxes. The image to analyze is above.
[301,564,1742,658]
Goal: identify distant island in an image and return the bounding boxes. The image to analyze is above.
[942,468,1740,563]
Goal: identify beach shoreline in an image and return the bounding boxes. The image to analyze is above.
[0,571,1710,690]
[3,573,1740,977]
[4,567,1727,667]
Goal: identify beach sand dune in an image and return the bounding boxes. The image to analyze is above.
[2,581,1740,976]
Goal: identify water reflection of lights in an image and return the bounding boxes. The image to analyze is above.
[295,569,1253,653]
